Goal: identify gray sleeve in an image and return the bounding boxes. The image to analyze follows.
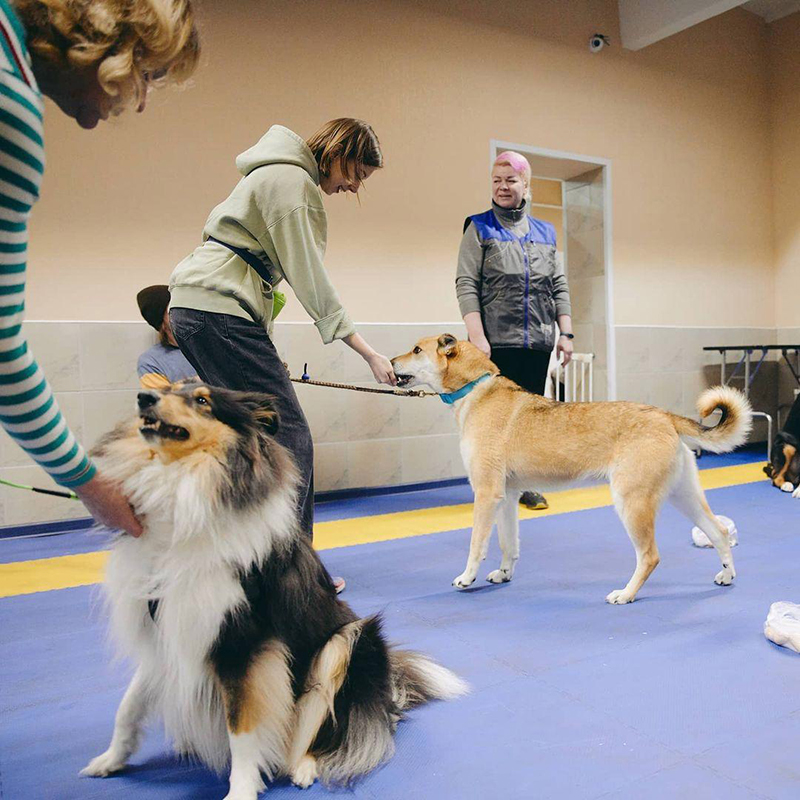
[455,222,484,317]
[551,249,572,317]
[137,352,155,378]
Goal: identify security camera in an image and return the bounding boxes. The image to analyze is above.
[589,33,610,53]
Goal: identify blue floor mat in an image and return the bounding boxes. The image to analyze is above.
[1,478,797,799]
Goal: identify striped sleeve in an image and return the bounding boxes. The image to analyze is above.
[0,63,95,487]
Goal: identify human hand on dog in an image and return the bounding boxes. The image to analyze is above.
[75,472,143,537]
[342,333,397,386]
[366,352,397,386]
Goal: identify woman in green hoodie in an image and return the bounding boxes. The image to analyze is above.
[169,119,393,564]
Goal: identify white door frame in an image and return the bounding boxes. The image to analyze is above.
[490,139,616,400]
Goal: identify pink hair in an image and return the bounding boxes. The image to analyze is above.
[493,150,531,182]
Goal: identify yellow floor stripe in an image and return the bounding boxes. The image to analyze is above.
[0,551,108,599]
[0,462,766,599]
[313,461,765,548]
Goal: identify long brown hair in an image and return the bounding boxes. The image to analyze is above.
[306,118,383,181]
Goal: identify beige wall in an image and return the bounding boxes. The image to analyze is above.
[27,0,777,330]
[769,12,800,329]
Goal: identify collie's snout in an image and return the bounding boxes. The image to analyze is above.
[136,390,190,442]
[138,391,159,411]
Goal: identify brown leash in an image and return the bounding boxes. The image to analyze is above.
[288,364,437,398]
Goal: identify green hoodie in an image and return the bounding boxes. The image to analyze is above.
[169,125,356,344]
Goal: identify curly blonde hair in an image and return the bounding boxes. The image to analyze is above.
[14,0,199,109]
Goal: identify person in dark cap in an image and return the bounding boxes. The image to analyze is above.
[137,286,197,389]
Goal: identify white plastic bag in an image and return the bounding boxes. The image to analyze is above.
[764,602,800,654]
[691,514,737,548]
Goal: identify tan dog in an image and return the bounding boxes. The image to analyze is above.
[391,335,752,604]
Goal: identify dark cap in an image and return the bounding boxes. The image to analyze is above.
[136,285,170,331]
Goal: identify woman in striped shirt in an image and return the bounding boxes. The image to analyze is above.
[1,0,198,534]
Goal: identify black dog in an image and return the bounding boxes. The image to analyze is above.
[764,392,800,493]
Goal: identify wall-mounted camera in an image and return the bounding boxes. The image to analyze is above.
[589,33,610,53]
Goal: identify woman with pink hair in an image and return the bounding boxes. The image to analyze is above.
[456,150,574,510]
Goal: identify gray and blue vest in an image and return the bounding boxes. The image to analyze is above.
[456,201,571,352]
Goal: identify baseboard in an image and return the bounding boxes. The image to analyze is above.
[315,476,469,503]
[0,516,94,540]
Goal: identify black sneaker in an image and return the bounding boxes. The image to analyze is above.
[520,491,549,510]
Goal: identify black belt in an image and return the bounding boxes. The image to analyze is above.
[207,235,274,286]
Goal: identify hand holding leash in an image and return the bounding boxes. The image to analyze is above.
[366,352,397,385]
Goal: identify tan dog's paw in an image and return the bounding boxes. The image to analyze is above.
[453,571,476,589]
[291,755,318,789]
[486,568,512,584]
[605,589,635,605]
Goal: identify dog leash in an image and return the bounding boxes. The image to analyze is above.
[288,364,438,398]
[0,477,78,500]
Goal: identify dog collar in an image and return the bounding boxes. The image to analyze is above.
[439,373,492,405]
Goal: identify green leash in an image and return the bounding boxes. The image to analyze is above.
[0,477,78,501]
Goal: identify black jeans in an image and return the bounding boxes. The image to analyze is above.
[491,347,551,395]
[170,308,315,539]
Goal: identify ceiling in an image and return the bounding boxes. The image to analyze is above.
[619,0,800,50]
[741,0,800,21]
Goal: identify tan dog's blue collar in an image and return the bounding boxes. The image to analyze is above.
[440,373,492,405]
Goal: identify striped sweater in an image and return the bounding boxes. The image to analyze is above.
[0,0,94,488]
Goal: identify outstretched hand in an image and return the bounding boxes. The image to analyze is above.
[75,472,143,537]
[366,353,397,386]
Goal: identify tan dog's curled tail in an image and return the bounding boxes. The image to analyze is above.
[670,386,752,453]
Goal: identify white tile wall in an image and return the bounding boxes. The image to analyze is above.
[401,434,463,484]
[0,321,154,527]
[313,442,349,492]
[82,390,139,450]
[25,322,81,392]
[0,320,470,528]
[2,318,786,529]
[615,325,781,424]
[79,323,153,390]
[346,439,404,489]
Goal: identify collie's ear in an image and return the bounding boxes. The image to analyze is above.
[251,398,280,435]
[437,333,458,357]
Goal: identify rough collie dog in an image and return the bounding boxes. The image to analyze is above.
[81,383,467,799]
[392,335,752,603]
